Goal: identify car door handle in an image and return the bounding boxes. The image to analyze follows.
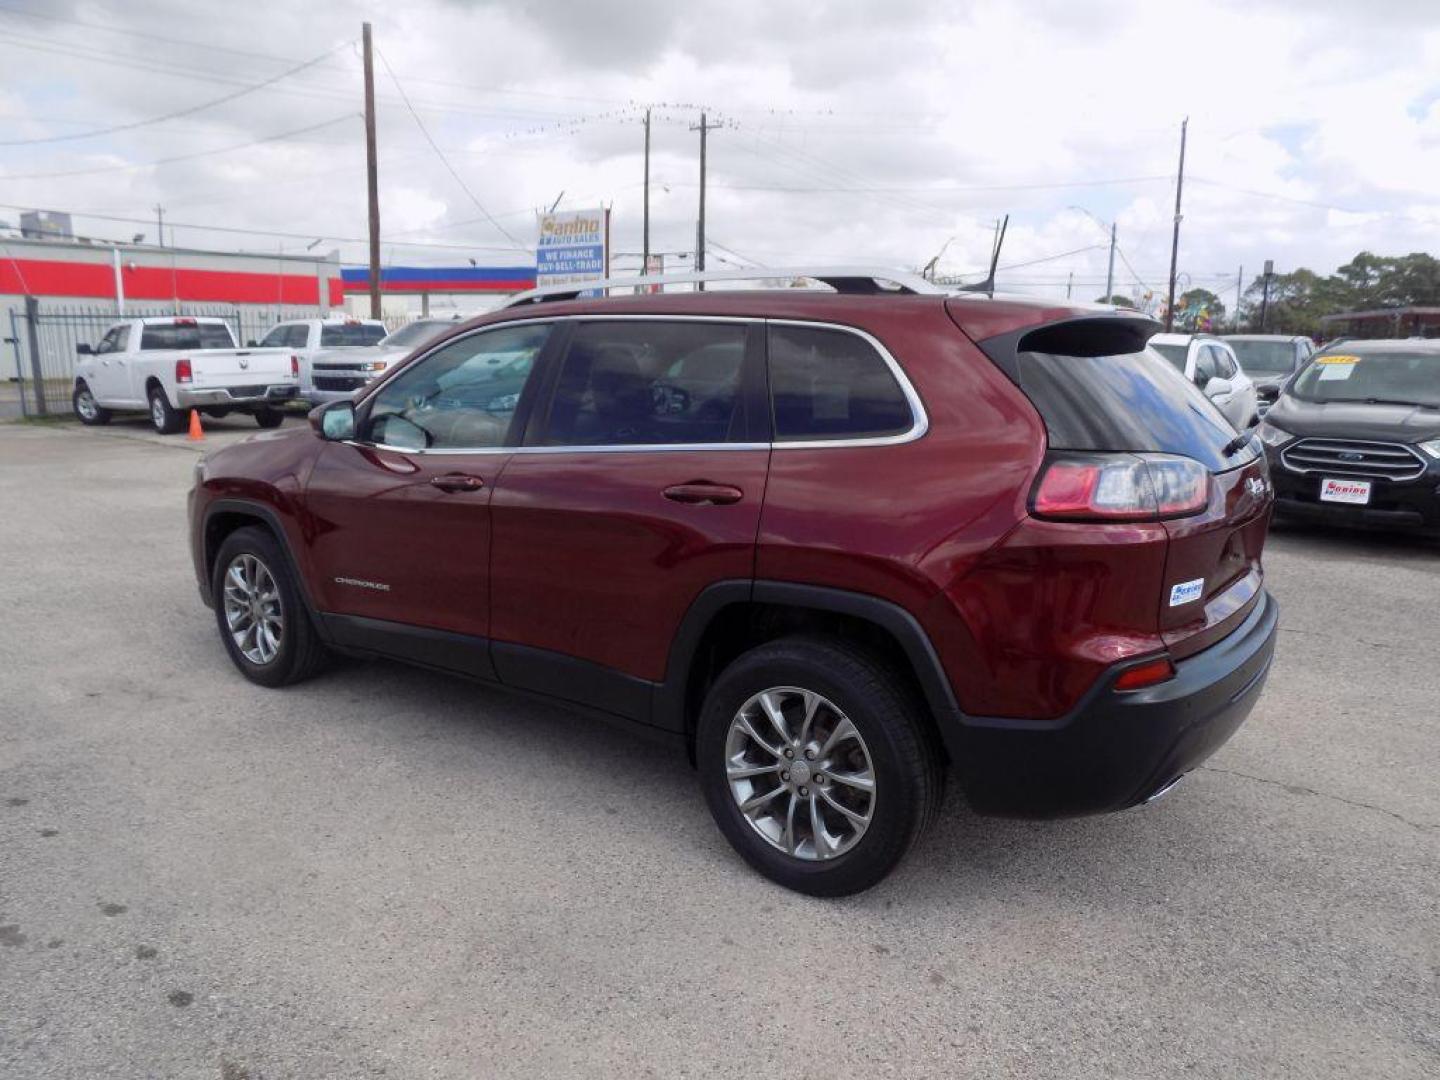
[663,482,743,505]
[430,473,485,493]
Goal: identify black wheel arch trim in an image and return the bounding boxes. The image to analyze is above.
[656,579,969,759]
[200,499,325,636]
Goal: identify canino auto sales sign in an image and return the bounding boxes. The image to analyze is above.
[535,209,607,289]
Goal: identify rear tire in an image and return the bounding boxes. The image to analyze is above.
[148,385,186,435]
[254,408,285,429]
[696,635,944,896]
[211,526,328,688]
[72,382,111,425]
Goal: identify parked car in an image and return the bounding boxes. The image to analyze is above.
[1148,333,1259,430]
[1223,334,1317,416]
[73,316,299,434]
[1257,338,1440,531]
[250,316,387,403]
[189,272,1279,895]
[305,317,460,404]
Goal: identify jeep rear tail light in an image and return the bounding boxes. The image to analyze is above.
[291,354,299,377]
[1114,656,1177,691]
[1031,453,1209,522]
[175,358,193,384]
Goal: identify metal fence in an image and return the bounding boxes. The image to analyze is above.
[4,300,327,417]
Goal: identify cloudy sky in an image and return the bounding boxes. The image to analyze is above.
[1,0,1437,305]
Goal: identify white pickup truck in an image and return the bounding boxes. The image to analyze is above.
[72,316,300,434]
[250,316,388,404]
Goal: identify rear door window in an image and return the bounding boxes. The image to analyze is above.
[259,325,291,348]
[538,320,748,446]
[767,324,913,441]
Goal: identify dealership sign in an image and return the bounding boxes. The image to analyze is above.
[535,208,607,288]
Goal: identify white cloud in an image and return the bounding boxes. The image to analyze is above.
[0,0,1435,298]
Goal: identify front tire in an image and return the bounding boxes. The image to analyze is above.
[254,408,285,429]
[72,382,111,425]
[211,526,328,687]
[696,636,943,896]
[148,385,186,435]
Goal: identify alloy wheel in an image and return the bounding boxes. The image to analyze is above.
[222,553,284,665]
[724,686,876,861]
[76,389,98,421]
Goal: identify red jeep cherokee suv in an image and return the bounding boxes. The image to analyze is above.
[189,272,1278,895]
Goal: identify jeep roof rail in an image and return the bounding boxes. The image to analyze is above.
[502,266,950,307]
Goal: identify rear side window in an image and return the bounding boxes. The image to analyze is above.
[996,321,1254,472]
[258,325,290,348]
[539,321,747,446]
[139,322,234,350]
[320,323,386,347]
[768,324,912,441]
[1211,346,1238,380]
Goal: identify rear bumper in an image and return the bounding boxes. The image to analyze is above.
[178,384,297,409]
[952,589,1279,818]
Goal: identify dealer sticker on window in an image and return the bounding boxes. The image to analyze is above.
[1169,578,1205,607]
[1316,355,1359,381]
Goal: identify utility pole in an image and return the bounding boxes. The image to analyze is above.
[1259,259,1274,332]
[1105,222,1116,301]
[1066,271,1073,299]
[1235,265,1243,330]
[154,204,165,248]
[1163,117,1188,333]
[362,21,382,320]
[642,108,651,277]
[690,112,715,289]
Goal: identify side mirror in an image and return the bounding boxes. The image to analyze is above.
[310,399,356,441]
[1204,376,1233,400]
[76,343,94,355]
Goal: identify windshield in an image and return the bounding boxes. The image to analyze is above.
[1149,342,1188,372]
[1227,339,1295,374]
[382,320,452,348]
[320,323,387,347]
[1289,349,1440,408]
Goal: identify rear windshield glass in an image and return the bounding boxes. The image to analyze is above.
[382,320,453,348]
[139,323,235,350]
[1149,342,1188,371]
[320,323,387,347]
[1227,339,1295,374]
[1289,350,1440,408]
[1011,347,1255,472]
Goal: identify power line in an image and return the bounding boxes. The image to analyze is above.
[0,40,351,146]
[374,45,526,250]
[0,199,531,254]
[660,175,1172,195]
[0,114,359,180]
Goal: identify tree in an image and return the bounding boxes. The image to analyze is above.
[1094,294,1137,309]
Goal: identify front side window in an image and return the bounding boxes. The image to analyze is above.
[1211,345,1238,380]
[1193,347,1219,387]
[539,321,747,446]
[362,323,550,450]
[259,325,291,348]
[95,328,122,355]
[287,325,312,349]
[768,324,912,441]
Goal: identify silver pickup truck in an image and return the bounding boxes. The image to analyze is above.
[73,316,300,434]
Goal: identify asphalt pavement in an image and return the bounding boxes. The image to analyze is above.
[2,417,1437,1079]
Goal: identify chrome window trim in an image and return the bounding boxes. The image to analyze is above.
[350,313,928,456]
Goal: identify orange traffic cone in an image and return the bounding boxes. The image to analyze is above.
[187,409,204,441]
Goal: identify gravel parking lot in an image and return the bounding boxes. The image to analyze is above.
[2,417,1437,1080]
